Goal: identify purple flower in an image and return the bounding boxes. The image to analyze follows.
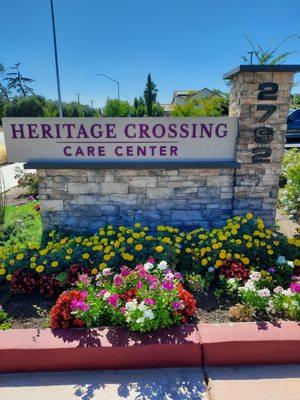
[113,275,124,287]
[145,298,156,306]
[148,257,155,264]
[174,272,183,281]
[136,280,143,289]
[108,294,119,308]
[162,281,174,290]
[27,195,35,201]
[268,267,276,274]
[172,301,181,310]
[120,306,126,315]
[80,291,88,300]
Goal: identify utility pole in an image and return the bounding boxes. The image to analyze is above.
[90,100,94,108]
[76,92,81,104]
[50,0,63,117]
[97,73,120,100]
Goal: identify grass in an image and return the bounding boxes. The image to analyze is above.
[1,202,42,247]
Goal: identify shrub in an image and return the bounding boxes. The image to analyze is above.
[220,260,249,281]
[51,260,196,333]
[0,305,11,330]
[278,149,300,219]
[15,167,39,197]
[38,274,63,298]
[50,290,86,329]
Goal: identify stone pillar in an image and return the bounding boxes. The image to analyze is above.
[224,65,300,226]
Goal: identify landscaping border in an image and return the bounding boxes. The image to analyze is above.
[0,322,299,373]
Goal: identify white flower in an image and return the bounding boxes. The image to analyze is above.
[165,272,174,281]
[125,300,138,311]
[136,317,145,325]
[274,286,284,294]
[103,291,111,300]
[138,302,148,312]
[144,262,154,271]
[244,280,255,291]
[102,268,112,276]
[144,309,155,319]
[266,299,275,314]
[258,288,270,297]
[282,289,293,296]
[158,261,168,270]
[287,261,294,268]
[208,267,215,273]
[277,256,286,265]
[249,271,261,282]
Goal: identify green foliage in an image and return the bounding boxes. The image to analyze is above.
[241,34,300,65]
[4,63,35,96]
[102,98,133,116]
[0,306,11,330]
[144,73,158,116]
[0,203,42,248]
[291,94,300,109]
[185,273,207,292]
[3,95,46,117]
[278,149,300,219]
[132,96,146,116]
[171,96,228,117]
[15,167,39,197]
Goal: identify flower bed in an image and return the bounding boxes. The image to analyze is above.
[0,214,299,331]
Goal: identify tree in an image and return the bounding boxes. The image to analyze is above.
[241,34,300,65]
[3,96,46,117]
[143,74,158,116]
[4,63,35,96]
[0,63,9,100]
[171,96,228,117]
[291,94,300,109]
[102,98,132,117]
[132,96,146,117]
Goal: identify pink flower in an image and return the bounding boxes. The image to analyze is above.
[290,283,300,293]
[148,257,155,264]
[70,299,90,312]
[150,280,159,289]
[113,275,124,287]
[145,298,156,306]
[79,274,91,285]
[108,294,119,308]
[162,281,174,290]
[136,281,143,289]
[120,306,126,315]
[172,301,181,310]
[120,266,130,277]
[97,289,107,297]
[174,272,183,281]
[80,291,88,300]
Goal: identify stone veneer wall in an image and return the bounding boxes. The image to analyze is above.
[38,167,234,231]
[37,67,295,232]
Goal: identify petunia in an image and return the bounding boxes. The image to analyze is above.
[162,281,174,290]
[113,275,124,287]
[108,294,119,308]
[144,298,156,306]
[136,280,143,289]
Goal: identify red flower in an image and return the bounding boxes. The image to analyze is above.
[177,283,197,321]
[11,269,38,294]
[220,259,249,281]
[50,290,85,329]
[38,274,63,298]
[66,265,92,287]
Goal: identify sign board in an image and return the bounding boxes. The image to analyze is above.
[2,117,238,165]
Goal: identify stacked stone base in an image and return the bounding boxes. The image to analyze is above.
[38,168,238,232]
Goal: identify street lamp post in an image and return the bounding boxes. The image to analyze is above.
[97,73,120,100]
[50,0,63,117]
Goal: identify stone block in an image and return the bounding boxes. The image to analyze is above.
[68,182,100,195]
[40,200,64,212]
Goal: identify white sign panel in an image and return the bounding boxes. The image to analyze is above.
[2,117,238,164]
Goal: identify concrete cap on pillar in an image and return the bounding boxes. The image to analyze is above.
[223,64,300,79]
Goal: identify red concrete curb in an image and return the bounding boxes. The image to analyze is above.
[0,322,299,372]
[0,324,201,373]
[199,321,300,366]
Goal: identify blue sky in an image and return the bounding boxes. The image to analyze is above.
[1,0,300,107]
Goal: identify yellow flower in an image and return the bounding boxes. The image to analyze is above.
[215,260,223,268]
[82,253,90,260]
[155,245,163,253]
[219,251,226,260]
[175,237,182,243]
[51,261,58,267]
[6,274,12,281]
[212,243,219,250]
[175,248,181,254]
[274,240,279,246]
[201,258,208,266]
[267,250,274,255]
[103,254,111,261]
[134,222,141,228]
[36,265,44,273]
[16,253,24,261]
[234,253,241,260]
[135,244,143,251]
[127,238,133,244]
[99,262,107,270]
[246,242,252,248]
[246,213,253,219]
[294,259,300,267]
[163,237,171,244]
[0,268,6,275]
[241,257,249,265]
[91,268,98,275]
[65,255,71,261]
[185,248,192,253]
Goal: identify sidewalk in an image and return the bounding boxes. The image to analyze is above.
[0,365,299,400]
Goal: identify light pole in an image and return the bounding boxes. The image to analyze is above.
[75,92,81,104]
[50,0,63,117]
[97,73,120,100]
